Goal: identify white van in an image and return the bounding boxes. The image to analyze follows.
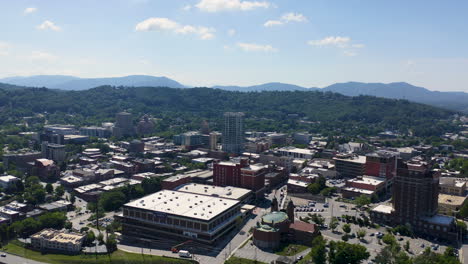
[179,250,192,258]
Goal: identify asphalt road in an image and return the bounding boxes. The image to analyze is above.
[0,252,47,264]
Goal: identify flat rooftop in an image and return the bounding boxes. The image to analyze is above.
[278,147,315,155]
[438,194,467,206]
[348,176,385,186]
[333,155,366,164]
[124,190,240,221]
[372,204,393,214]
[175,183,251,201]
[342,187,374,195]
[287,179,309,188]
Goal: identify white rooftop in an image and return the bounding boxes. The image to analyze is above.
[348,176,385,186]
[287,179,309,187]
[372,204,394,214]
[342,187,374,195]
[125,190,240,221]
[175,183,251,201]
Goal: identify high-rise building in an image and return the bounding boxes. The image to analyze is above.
[112,112,135,138]
[392,159,439,223]
[222,112,244,154]
[365,150,398,180]
[209,132,221,150]
[41,142,66,163]
[370,157,460,244]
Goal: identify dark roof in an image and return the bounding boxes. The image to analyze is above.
[289,221,317,233]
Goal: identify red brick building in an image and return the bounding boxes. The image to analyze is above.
[213,158,266,198]
[365,150,398,180]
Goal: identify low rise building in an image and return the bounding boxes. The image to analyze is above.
[0,175,20,189]
[175,183,253,204]
[439,177,467,196]
[278,147,315,159]
[342,176,386,199]
[333,154,366,178]
[438,194,467,216]
[31,229,85,254]
[118,190,242,244]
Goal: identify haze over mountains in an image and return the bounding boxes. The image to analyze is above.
[0,75,467,113]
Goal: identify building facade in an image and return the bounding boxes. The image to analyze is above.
[222,112,244,154]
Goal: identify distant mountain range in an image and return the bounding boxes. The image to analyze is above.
[0,75,467,112]
[0,75,185,90]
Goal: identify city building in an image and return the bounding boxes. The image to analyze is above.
[370,158,460,244]
[253,201,318,249]
[213,159,266,198]
[173,131,204,149]
[136,114,155,135]
[439,177,467,196]
[79,126,111,138]
[222,112,245,154]
[342,176,386,199]
[31,159,60,181]
[2,150,42,170]
[268,133,287,146]
[112,112,135,138]
[129,139,145,153]
[209,132,221,151]
[277,147,315,159]
[438,194,467,216]
[365,150,398,180]
[0,175,20,189]
[175,183,253,204]
[31,229,85,254]
[293,132,312,145]
[333,154,366,178]
[41,142,66,163]
[118,190,242,244]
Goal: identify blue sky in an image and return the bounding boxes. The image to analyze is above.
[0,0,467,91]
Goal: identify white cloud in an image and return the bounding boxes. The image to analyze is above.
[227,29,236,36]
[237,42,277,52]
[343,50,357,57]
[24,7,37,15]
[196,0,270,12]
[36,20,61,31]
[29,51,58,61]
[308,36,351,48]
[264,12,307,27]
[281,12,307,23]
[352,44,365,48]
[264,20,283,27]
[182,4,192,11]
[135,17,215,40]
[0,42,9,56]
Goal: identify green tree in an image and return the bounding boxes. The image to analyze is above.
[45,183,54,194]
[329,217,339,232]
[99,191,126,211]
[39,212,67,229]
[375,245,411,264]
[97,232,104,244]
[328,241,370,264]
[310,236,327,264]
[356,229,366,240]
[355,195,371,207]
[382,233,397,246]
[54,185,65,197]
[342,224,351,234]
[141,177,161,194]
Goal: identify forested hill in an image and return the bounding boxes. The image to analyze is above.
[0,84,457,137]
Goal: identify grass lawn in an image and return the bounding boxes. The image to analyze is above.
[2,241,194,264]
[274,243,309,256]
[225,256,267,264]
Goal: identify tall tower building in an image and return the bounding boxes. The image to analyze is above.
[392,158,439,224]
[112,112,135,138]
[222,112,244,154]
